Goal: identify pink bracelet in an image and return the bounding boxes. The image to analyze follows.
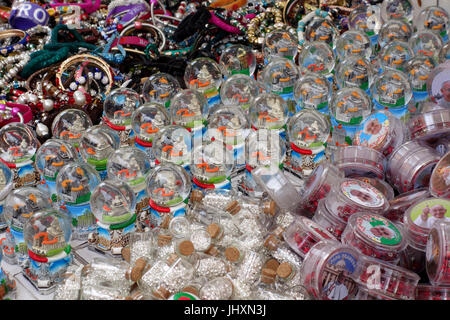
[208,12,241,34]
[111,36,149,48]
[0,102,32,126]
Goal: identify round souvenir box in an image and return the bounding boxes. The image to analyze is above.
[408,109,450,142]
[416,284,450,300]
[426,220,450,286]
[333,146,385,179]
[355,177,395,201]
[429,151,450,199]
[384,188,430,222]
[313,199,348,240]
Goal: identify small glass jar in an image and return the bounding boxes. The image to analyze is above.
[416,284,450,300]
[426,220,450,286]
[342,213,406,264]
[312,199,348,240]
[284,216,337,259]
[357,255,420,300]
[430,151,450,199]
[333,146,386,179]
[300,240,360,300]
[199,276,234,300]
[408,109,450,142]
[384,188,430,222]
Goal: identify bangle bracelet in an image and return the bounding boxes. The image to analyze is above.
[296,8,331,46]
[0,102,24,124]
[209,11,242,34]
[0,29,29,56]
[119,22,167,53]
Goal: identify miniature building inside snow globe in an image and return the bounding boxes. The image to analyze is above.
[219,44,256,77]
[377,20,412,50]
[378,40,414,72]
[35,139,79,201]
[415,6,449,42]
[263,29,298,62]
[305,16,339,48]
[220,74,259,112]
[408,30,443,60]
[152,125,192,168]
[51,109,93,149]
[142,72,181,108]
[405,56,437,103]
[380,0,414,23]
[294,73,331,114]
[260,58,299,97]
[0,161,12,230]
[348,4,383,44]
[170,89,207,138]
[335,30,372,61]
[336,56,374,93]
[249,93,289,134]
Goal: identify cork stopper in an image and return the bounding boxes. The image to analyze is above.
[160,215,171,229]
[225,246,241,262]
[264,258,280,271]
[205,244,219,256]
[190,189,204,203]
[277,262,293,279]
[121,247,131,263]
[264,234,280,251]
[167,253,179,266]
[129,258,147,282]
[157,234,173,246]
[263,200,276,216]
[178,240,195,256]
[207,223,221,239]
[182,286,199,297]
[260,268,276,284]
[153,286,171,300]
[225,200,241,215]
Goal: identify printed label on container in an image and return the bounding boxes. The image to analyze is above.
[340,180,385,208]
[355,214,402,246]
[321,251,358,300]
[410,198,450,230]
[354,112,389,150]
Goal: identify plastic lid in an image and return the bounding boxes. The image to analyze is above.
[389,188,430,212]
[430,151,450,198]
[339,179,388,210]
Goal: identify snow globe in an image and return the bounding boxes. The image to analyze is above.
[51,109,93,150]
[219,44,256,77]
[371,69,413,121]
[335,30,372,61]
[103,87,142,146]
[131,102,171,160]
[294,72,331,114]
[415,6,449,43]
[241,129,286,197]
[286,109,330,178]
[220,74,259,113]
[378,40,414,72]
[184,57,223,107]
[0,161,13,231]
[88,179,136,256]
[152,125,192,170]
[3,187,53,266]
[23,207,72,293]
[205,104,250,168]
[405,56,437,106]
[304,16,339,48]
[107,147,151,231]
[336,56,374,94]
[56,162,100,241]
[170,89,208,140]
[348,4,384,46]
[263,29,298,63]
[35,139,79,202]
[377,20,412,50]
[298,41,336,83]
[146,163,191,229]
[142,72,181,108]
[0,122,39,188]
[380,0,415,23]
[408,30,443,61]
[79,125,120,180]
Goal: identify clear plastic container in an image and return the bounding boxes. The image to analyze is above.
[284,216,337,258]
[408,109,450,142]
[300,241,361,300]
[312,199,348,240]
[430,151,450,199]
[356,255,420,300]
[416,284,450,300]
[333,146,385,179]
[341,213,406,264]
[384,188,430,222]
[426,220,450,286]
[399,244,426,274]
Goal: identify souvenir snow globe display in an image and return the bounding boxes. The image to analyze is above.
[378,40,414,73]
[429,151,450,199]
[107,147,152,231]
[335,56,374,94]
[348,4,384,46]
[131,103,171,160]
[3,187,52,266]
[0,249,16,300]
[56,162,100,241]
[240,129,285,197]
[335,30,372,61]
[380,0,415,23]
[205,104,250,169]
[51,109,92,150]
[220,74,259,113]
[286,109,330,178]
[298,41,336,83]
[79,125,120,180]
[377,20,412,51]
[22,207,72,293]
[88,179,136,256]
[353,110,407,157]
[415,6,449,43]
[35,139,79,202]
[146,163,191,229]
[405,56,437,107]
[294,73,331,115]
[142,72,181,108]
[330,87,372,145]
[371,69,413,122]
[219,44,256,77]
[303,16,339,49]
[409,30,443,61]
[260,58,299,115]
[184,57,223,108]
[103,87,142,147]
[0,161,13,231]
[0,122,39,188]
[249,92,289,140]
[263,29,298,63]
[152,125,192,170]
[190,140,234,190]
[170,89,208,141]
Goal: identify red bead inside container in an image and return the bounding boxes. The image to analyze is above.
[357,256,420,300]
[284,216,338,259]
[313,199,348,240]
[341,213,406,264]
[333,146,386,179]
[300,161,344,217]
[416,284,450,300]
[384,188,430,222]
[408,109,450,142]
[426,220,450,286]
[300,241,361,300]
